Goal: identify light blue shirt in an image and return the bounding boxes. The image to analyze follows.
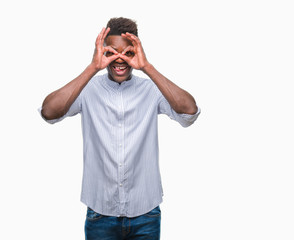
[40,74,200,217]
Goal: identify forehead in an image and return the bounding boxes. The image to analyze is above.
[105,35,133,50]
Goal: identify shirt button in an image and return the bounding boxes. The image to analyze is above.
[119,163,122,167]
[119,144,122,147]
[119,124,122,127]
[119,183,123,187]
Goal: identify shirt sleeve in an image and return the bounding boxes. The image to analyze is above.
[38,94,82,124]
[157,92,201,128]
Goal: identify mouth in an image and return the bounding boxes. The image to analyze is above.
[112,65,129,76]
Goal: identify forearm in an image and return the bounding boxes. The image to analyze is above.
[142,64,198,115]
[41,63,98,120]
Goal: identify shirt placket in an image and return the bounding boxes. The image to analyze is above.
[117,86,126,216]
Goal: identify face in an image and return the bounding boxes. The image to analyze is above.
[105,35,133,83]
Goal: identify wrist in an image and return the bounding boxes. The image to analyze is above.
[88,62,102,73]
[141,62,153,74]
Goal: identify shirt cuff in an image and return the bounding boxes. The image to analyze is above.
[38,107,59,124]
[177,106,201,127]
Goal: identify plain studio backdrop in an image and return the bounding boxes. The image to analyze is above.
[0,0,293,239]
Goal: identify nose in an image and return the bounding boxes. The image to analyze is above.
[115,57,125,64]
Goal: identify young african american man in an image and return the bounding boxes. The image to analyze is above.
[39,17,200,240]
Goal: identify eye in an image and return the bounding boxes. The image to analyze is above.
[105,51,114,57]
[125,51,134,57]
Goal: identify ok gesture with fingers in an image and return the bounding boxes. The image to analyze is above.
[92,27,119,71]
[119,32,150,71]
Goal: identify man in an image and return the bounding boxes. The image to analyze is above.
[39,17,200,240]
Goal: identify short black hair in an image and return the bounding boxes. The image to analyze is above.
[106,17,138,37]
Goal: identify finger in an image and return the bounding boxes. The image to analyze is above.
[125,32,141,47]
[95,27,106,45]
[121,33,136,46]
[95,32,102,46]
[121,32,134,41]
[107,54,120,63]
[118,53,130,63]
[125,32,137,38]
[104,46,118,54]
[121,33,129,38]
[122,46,134,55]
[97,27,106,46]
[102,27,110,42]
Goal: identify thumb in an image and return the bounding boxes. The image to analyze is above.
[107,54,120,63]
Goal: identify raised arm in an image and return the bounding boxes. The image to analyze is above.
[41,27,119,120]
[119,32,198,115]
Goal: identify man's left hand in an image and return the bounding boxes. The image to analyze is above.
[119,33,150,71]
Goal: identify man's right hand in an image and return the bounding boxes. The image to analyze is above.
[41,27,118,120]
[91,27,119,71]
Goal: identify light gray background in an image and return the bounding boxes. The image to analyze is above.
[1,0,293,239]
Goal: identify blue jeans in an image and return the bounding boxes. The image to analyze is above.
[85,206,161,240]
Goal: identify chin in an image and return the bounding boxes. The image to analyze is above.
[113,75,130,83]
[107,67,133,83]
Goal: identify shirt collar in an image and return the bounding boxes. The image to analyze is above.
[103,73,135,90]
